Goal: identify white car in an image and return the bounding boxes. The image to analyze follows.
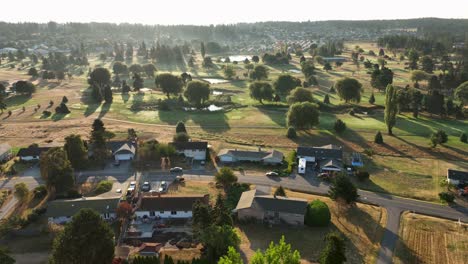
[141,182,151,192]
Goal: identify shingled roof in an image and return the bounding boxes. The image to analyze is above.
[46,197,120,218]
[235,190,308,215]
[297,144,343,160]
[447,169,468,181]
[17,147,51,157]
[139,194,209,212]
[170,141,208,150]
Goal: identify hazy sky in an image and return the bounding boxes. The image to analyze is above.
[3,0,468,25]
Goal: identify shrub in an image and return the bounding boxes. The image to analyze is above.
[430,130,448,147]
[274,186,286,197]
[55,102,71,114]
[33,185,48,199]
[173,132,190,143]
[95,180,113,195]
[158,100,170,111]
[356,170,370,181]
[333,119,346,133]
[374,131,383,144]
[369,93,375,104]
[305,200,331,227]
[286,127,297,139]
[323,94,330,104]
[363,148,375,156]
[438,192,454,203]
[349,110,355,116]
[329,86,335,93]
[460,132,467,143]
[42,110,52,117]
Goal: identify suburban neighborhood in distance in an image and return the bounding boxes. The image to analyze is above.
[0,1,468,263]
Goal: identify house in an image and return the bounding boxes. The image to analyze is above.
[136,194,209,219]
[46,197,120,224]
[0,143,12,161]
[447,169,468,185]
[108,141,137,161]
[17,147,51,161]
[137,243,163,256]
[217,149,284,165]
[234,189,308,225]
[296,144,343,172]
[170,141,207,161]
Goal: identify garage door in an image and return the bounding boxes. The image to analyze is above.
[220,155,233,162]
[115,154,134,161]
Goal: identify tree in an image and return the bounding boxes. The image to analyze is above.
[14,182,29,203]
[252,55,260,63]
[14,81,36,95]
[223,65,236,79]
[132,73,144,92]
[28,67,38,77]
[323,94,330,104]
[201,42,206,58]
[333,119,346,133]
[201,225,240,262]
[89,68,111,102]
[50,209,114,264]
[129,64,143,74]
[184,81,210,108]
[384,85,398,135]
[286,102,320,129]
[286,127,297,139]
[455,81,468,104]
[250,236,300,264]
[274,74,301,95]
[334,78,362,103]
[40,147,74,195]
[0,93,7,113]
[212,194,233,227]
[64,134,88,170]
[176,121,187,134]
[370,67,393,91]
[215,167,238,188]
[319,232,346,264]
[274,186,286,197]
[116,201,133,220]
[249,65,269,80]
[430,130,448,147]
[323,62,332,72]
[173,132,190,143]
[103,85,113,103]
[143,63,157,77]
[193,200,212,232]
[90,119,108,165]
[218,247,243,264]
[438,192,454,203]
[305,200,331,227]
[420,56,434,73]
[374,131,384,144]
[203,57,214,68]
[121,80,131,94]
[287,87,314,104]
[369,93,375,104]
[0,247,15,264]
[460,132,467,143]
[410,70,427,85]
[328,174,358,204]
[378,48,385,56]
[113,62,128,75]
[155,73,183,98]
[408,49,419,70]
[249,81,274,104]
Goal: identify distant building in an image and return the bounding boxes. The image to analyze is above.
[296,144,343,172]
[107,141,137,161]
[234,189,308,225]
[447,169,468,185]
[217,148,284,165]
[136,194,209,219]
[17,147,51,161]
[170,141,207,161]
[46,197,120,224]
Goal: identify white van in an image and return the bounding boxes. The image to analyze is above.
[298,158,306,175]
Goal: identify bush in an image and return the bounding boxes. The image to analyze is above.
[374,131,383,144]
[349,110,355,116]
[369,93,375,104]
[356,170,370,181]
[42,110,52,117]
[305,200,331,227]
[173,132,190,143]
[95,180,113,195]
[286,127,297,139]
[323,94,330,104]
[460,132,467,143]
[329,86,335,93]
[438,192,454,203]
[55,102,70,114]
[430,130,448,147]
[33,185,48,199]
[333,119,346,133]
[274,186,286,197]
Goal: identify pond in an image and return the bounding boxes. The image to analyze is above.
[221,55,252,62]
[202,78,229,84]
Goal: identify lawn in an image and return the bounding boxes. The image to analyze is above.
[237,190,387,264]
[393,212,468,264]
[168,180,222,203]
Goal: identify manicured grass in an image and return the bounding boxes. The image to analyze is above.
[393,212,468,264]
[237,190,386,264]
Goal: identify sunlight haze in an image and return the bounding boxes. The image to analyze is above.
[3,0,468,24]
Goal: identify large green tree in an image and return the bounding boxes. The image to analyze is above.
[384,84,398,135]
[14,182,29,203]
[40,148,74,195]
[249,81,274,104]
[286,102,320,129]
[90,119,109,165]
[305,200,331,227]
[155,73,184,98]
[218,247,243,264]
[64,134,88,170]
[328,174,358,205]
[273,74,301,95]
[184,80,210,108]
[319,232,346,264]
[201,225,240,262]
[287,87,314,104]
[334,78,362,103]
[14,81,36,95]
[370,67,393,91]
[250,236,301,264]
[215,167,238,188]
[455,81,468,104]
[249,65,269,80]
[49,209,114,264]
[89,68,111,102]
[0,247,15,264]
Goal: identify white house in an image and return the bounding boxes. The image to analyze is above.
[46,197,120,224]
[108,141,137,161]
[217,149,284,165]
[447,169,468,185]
[135,194,209,219]
[17,147,51,161]
[170,141,207,161]
[0,143,12,161]
[296,144,343,172]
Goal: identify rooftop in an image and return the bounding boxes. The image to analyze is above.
[297,144,343,160]
[170,141,208,150]
[17,147,52,157]
[235,190,308,215]
[46,197,120,218]
[139,194,209,212]
[447,169,468,181]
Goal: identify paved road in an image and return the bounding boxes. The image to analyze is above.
[0,166,44,219]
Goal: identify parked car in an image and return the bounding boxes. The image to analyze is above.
[159,181,168,193]
[141,182,151,192]
[170,167,183,173]
[265,171,279,177]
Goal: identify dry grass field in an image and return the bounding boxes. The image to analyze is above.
[393,212,468,264]
[237,190,387,264]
